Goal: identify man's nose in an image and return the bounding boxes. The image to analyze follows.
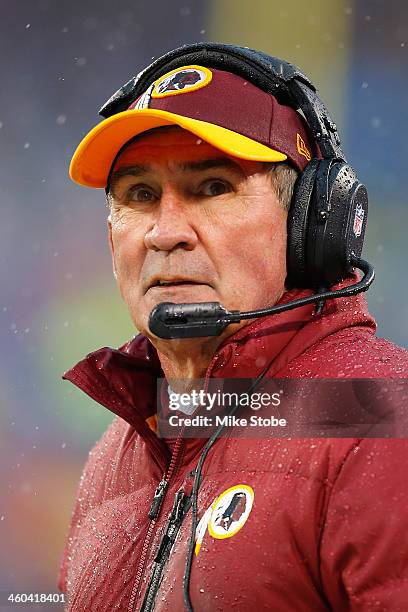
[144,196,198,252]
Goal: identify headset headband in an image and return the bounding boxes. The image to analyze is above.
[99,42,345,161]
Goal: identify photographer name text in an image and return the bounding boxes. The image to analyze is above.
[168,414,287,428]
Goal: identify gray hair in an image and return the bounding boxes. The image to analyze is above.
[264,162,298,211]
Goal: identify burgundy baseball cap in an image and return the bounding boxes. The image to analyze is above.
[69,65,317,188]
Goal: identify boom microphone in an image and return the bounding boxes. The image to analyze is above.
[148,255,375,339]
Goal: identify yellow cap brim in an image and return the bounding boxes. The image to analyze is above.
[69,108,287,188]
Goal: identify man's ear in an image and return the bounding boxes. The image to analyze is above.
[107,216,118,280]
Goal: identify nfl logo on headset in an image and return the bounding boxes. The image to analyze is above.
[353,203,365,237]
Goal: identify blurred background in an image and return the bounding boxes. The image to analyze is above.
[0,0,407,607]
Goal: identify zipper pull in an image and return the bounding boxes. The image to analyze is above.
[148,478,168,520]
[182,470,195,498]
[154,490,187,564]
[169,489,186,524]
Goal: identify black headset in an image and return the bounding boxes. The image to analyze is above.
[100,42,374,339]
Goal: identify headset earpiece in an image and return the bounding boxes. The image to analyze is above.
[314,162,368,286]
[286,159,320,288]
[287,159,368,289]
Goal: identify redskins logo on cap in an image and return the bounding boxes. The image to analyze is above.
[151,65,212,98]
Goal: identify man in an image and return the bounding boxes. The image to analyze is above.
[58,44,408,611]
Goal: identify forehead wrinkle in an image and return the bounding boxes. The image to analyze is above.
[176,157,245,175]
[109,157,247,190]
[110,164,149,184]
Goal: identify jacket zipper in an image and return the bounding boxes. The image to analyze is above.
[140,481,193,612]
[138,377,212,610]
[128,374,213,612]
[127,434,184,612]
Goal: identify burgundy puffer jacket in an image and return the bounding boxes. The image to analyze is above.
[58,283,408,611]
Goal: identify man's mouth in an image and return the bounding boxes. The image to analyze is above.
[147,278,210,292]
[154,280,199,287]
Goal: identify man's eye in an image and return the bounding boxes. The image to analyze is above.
[200,179,232,197]
[128,186,157,202]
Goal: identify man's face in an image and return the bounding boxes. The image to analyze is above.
[107,128,288,341]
